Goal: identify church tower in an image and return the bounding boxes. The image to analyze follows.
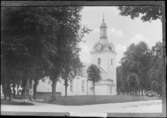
[90,16,117,95]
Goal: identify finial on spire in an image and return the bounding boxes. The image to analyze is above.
[102,13,104,23]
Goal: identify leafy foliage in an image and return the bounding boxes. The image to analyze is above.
[87,64,101,82]
[118,6,162,22]
[1,6,85,99]
[117,41,164,96]
[87,64,101,95]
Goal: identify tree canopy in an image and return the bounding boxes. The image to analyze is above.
[87,64,101,95]
[1,6,85,100]
[117,41,164,96]
[118,6,162,22]
[117,5,164,96]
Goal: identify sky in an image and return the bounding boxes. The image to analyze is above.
[79,6,162,66]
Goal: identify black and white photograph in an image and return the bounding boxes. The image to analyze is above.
[1,1,166,117]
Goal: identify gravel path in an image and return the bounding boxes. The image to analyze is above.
[1,100,162,117]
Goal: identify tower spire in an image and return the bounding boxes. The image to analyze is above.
[100,14,107,40]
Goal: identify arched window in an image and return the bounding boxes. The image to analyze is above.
[98,57,101,65]
[111,59,113,65]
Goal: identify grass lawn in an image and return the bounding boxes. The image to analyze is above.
[1,98,34,105]
[1,94,160,106]
[41,95,160,105]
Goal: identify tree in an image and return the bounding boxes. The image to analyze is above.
[61,55,82,96]
[127,73,140,95]
[116,66,127,95]
[1,6,59,99]
[1,6,84,100]
[119,41,164,96]
[49,7,90,97]
[28,62,46,99]
[118,6,162,22]
[117,6,164,96]
[116,66,122,94]
[119,41,151,95]
[87,64,101,95]
[46,6,83,98]
[148,42,164,96]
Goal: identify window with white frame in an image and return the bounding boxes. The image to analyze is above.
[82,80,85,92]
[111,59,113,65]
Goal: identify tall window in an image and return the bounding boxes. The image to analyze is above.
[82,80,85,92]
[110,86,112,94]
[111,59,112,65]
[98,57,101,65]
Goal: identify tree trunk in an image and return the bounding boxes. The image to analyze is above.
[13,83,16,97]
[136,88,139,96]
[33,79,38,99]
[29,79,34,101]
[141,89,144,96]
[6,83,12,102]
[2,85,7,100]
[64,78,68,96]
[3,80,9,100]
[16,84,19,96]
[22,79,29,99]
[93,81,95,96]
[87,80,88,95]
[52,79,57,100]
[65,85,67,96]
[22,80,26,97]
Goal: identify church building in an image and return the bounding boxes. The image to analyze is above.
[37,16,117,96]
[89,16,117,95]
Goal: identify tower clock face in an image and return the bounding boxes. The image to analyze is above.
[108,46,112,51]
[96,44,102,51]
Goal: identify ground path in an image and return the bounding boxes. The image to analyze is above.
[1,100,162,117]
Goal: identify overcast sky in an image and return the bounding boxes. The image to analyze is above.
[79,6,162,66]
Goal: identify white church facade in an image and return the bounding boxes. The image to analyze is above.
[37,17,117,96]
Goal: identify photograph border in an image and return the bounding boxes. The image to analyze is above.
[1,1,166,117]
